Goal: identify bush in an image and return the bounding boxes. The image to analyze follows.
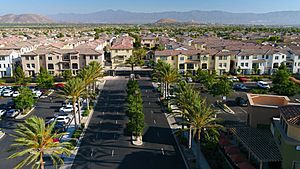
[72,129,83,139]
[250,88,269,94]
[82,109,90,117]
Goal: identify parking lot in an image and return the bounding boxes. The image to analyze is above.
[0,92,66,168]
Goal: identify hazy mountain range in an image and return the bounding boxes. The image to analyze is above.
[48,10,300,25]
[0,14,53,23]
[2,10,300,25]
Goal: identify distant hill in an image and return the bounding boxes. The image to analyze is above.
[0,14,53,23]
[155,18,178,24]
[48,10,300,25]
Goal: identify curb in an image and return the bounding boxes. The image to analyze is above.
[16,106,36,119]
[59,80,106,169]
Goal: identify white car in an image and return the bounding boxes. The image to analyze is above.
[186,77,193,83]
[2,90,13,97]
[56,116,71,124]
[59,105,77,113]
[12,91,20,97]
[228,76,239,82]
[32,90,42,98]
[0,109,6,117]
[257,81,270,89]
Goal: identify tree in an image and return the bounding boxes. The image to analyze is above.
[209,77,233,101]
[60,78,85,128]
[56,32,64,38]
[184,96,222,169]
[14,66,26,85]
[13,87,35,112]
[160,63,180,99]
[37,67,54,89]
[62,69,72,81]
[195,68,216,90]
[272,64,299,96]
[8,116,71,169]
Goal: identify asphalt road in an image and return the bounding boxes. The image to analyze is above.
[72,78,186,169]
[0,93,64,169]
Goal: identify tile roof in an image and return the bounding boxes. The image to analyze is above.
[111,37,134,50]
[279,105,300,126]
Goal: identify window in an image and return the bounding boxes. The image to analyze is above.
[48,64,54,70]
[202,63,208,69]
[282,55,285,59]
[171,56,174,60]
[31,64,35,68]
[3,64,5,68]
[298,56,300,60]
[90,56,93,60]
[202,56,208,61]
[275,56,279,60]
[188,56,193,60]
[179,64,184,69]
[0,64,1,68]
[223,63,227,67]
[72,63,78,69]
[95,56,98,60]
[245,63,248,67]
[197,55,200,60]
[26,64,30,68]
[273,63,279,68]
[48,57,52,61]
[39,56,42,60]
[30,56,34,60]
[187,64,194,69]
[241,63,244,67]
[180,57,184,61]
[253,56,257,59]
[219,56,223,60]
[57,56,60,59]
[246,56,249,60]
[25,56,29,60]
[266,56,269,59]
[241,56,245,60]
[219,63,222,67]
[71,56,78,60]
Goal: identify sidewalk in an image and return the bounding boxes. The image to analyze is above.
[59,80,106,169]
[153,82,211,169]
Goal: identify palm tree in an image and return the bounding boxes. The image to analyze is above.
[184,96,222,169]
[160,64,180,99]
[60,78,85,128]
[89,61,103,92]
[153,60,167,97]
[125,55,138,74]
[8,116,71,169]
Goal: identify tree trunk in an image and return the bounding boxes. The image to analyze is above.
[196,129,201,169]
[86,86,90,110]
[40,153,44,169]
[77,99,81,124]
[131,64,134,74]
[72,99,78,128]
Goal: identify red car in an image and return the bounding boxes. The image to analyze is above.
[238,77,249,83]
[54,83,64,88]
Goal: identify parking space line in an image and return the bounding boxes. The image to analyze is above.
[154,119,156,124]
[161,148,164,155]
[111,150,114,157]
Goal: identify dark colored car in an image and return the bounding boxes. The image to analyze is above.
[5,109,20,118]
[235,97,248,107]
[54,121,67,132]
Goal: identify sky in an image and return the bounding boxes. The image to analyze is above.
[0,0,300,15]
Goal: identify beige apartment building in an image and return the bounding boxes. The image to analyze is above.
[110,37,134,68]
[155,49,233,75]
[141,36,157,49]
[21,48,103,77]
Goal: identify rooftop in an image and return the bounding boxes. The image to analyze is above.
[247,94,290,108]
[279,105,300,126]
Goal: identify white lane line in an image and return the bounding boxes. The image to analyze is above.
[153,120,156,124]
[111,150,114,157]
[115,120,118,124]
[161,148,164,155]
[151,110,153,114]
[90,148,94,157]
[149,102,151,105]
[102,112,104,115]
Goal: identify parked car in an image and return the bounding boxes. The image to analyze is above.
[228,76,239,82]
[56,116,71,124]
[59,105,77,113]
[5,109,20,118]
[32,90,42,98]
[12,91,20,97]
[0,109,6,117]
[238,77,250,83]
[233,83,249,90]
[186,77,193,83]
[54,122,67,132]
[2,90,13,97]
[54,113,73,119]
[54,83,64,89]
[235,97,248,107]
[257,81,270,89]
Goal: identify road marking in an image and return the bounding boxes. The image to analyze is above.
[116,112,118,115]
[154,120,156,124]
[90,148,94,157]
[102,112,104,115]
[151,110,153,114]
[111,150,114,157]
[238,107,248,114]
[149,102,151,105]
[161,148,164,155]
[157,98,160,102]
[115,120,118,124]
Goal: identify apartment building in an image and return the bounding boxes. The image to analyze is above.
[21,48,103,77]
[155,49,219,75]
[272,106,300,169]
[110,36,134,68]
[141,36,157,49]
[0,50,19,77]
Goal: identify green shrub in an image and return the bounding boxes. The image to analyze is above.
[250,88,269,94]
[82,109,90,117]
